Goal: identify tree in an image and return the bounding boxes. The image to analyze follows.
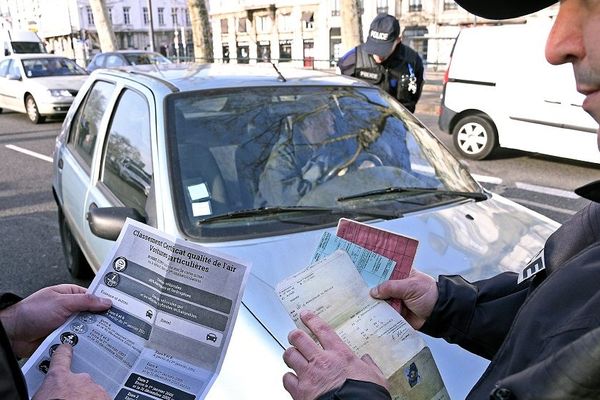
[187,0,213,63]
[340,0,362,52]
[88,0,117,51]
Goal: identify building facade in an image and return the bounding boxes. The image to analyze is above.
[208,0,559,70]
[2,0,559,69]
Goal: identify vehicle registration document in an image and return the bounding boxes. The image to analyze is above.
[277,222,449,400]
[22,219,250,400]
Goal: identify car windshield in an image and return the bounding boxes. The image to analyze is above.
[22,57,86,77]
[124,53,171,65]
[166,86,482,240]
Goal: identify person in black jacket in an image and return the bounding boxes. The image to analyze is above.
[0,285,112,399]
[338,14,424,113]
[282,0,600,398]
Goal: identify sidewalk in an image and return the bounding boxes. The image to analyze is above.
[415,70,444,116]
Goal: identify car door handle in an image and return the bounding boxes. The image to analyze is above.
[58,158,63,169]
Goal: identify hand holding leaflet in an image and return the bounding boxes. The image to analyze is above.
[22,219,250,400]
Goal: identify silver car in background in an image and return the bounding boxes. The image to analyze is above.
[52,64,559,399]
[0,54,88,123]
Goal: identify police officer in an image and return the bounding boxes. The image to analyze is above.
[338,14,424,113]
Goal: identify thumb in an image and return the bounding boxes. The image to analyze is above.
[370,280,407,300]
[48,344,74,373]
[361,353,384,374]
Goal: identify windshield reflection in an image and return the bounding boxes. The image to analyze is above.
[166,86,481,239]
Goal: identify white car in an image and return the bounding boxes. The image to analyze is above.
[0,54,88,123]
[52,64,559,399]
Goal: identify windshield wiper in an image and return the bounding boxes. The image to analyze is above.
[337,187,488,202]
[199,206,399,224]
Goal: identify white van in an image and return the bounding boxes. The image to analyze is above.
[1,30,46,56]
[438,22,599,164]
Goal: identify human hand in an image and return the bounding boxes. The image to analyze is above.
[370,269,438,330]
[282,310,389,400]
[0,284,111,358]
[32,344,110,400]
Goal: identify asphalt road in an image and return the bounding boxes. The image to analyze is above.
[0,100,597,298]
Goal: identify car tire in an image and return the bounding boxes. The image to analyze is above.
[452,114,498,160]
[25,95,45,124]
[58,208,93,279]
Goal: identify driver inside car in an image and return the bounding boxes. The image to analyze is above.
[256,102,411,207]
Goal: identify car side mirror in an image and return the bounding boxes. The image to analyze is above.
[87,207,146,241]
[4,49,9,56]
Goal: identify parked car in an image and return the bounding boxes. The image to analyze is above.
[439,22,599,164]
[86,50,172,73]
[52,63,559,399]
[0,54,88,123]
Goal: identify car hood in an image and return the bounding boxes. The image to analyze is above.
[207,193,559,399]
[26,75,88,90]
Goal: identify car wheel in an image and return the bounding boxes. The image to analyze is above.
[58,208,93,279]
[25,95,45,124]
[452,115,498,160]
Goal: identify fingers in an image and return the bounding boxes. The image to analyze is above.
[288,328,321,361]
[300,310,346,351]
[50,284,88,295]
[283,346,308,370]
[60,293,112,313]
[282,372,299,399]
[48,344,73,373]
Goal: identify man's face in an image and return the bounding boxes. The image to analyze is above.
[546,0,600,149]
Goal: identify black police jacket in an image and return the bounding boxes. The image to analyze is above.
[338,43,424,113]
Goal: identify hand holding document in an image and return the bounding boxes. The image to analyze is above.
[22,219,250,400]
[277,221,449,400]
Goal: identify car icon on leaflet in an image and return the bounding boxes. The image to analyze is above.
[206,333,218,343]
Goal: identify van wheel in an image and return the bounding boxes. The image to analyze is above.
[58,209,93,279]
[25,95,45,124]
[452,115,497,160]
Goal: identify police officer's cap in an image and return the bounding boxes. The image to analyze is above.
[454,0,558,19]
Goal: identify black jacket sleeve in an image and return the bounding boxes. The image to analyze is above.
[337,48,357,77]
[420,273,530,360]
[317,379,391,400]
[0,293,27,400]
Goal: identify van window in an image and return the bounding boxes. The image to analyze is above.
[68,81,115,168]
[11,41,44,53]
[101,89,152,214]
[0,59,10,76]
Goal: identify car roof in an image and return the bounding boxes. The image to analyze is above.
[8,53,70,60]
[92,63,371,93]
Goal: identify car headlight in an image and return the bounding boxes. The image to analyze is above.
[48,89,73,97]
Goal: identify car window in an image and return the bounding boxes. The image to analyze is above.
[101,89,152,214]
[124,53,171,65]
[22,57,86,77]
[0,59,10,76]
[105,55,124,68]
[68,81,115,168]
[7,60,20,78]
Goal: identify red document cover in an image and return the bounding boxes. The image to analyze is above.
[336,218,419,312]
